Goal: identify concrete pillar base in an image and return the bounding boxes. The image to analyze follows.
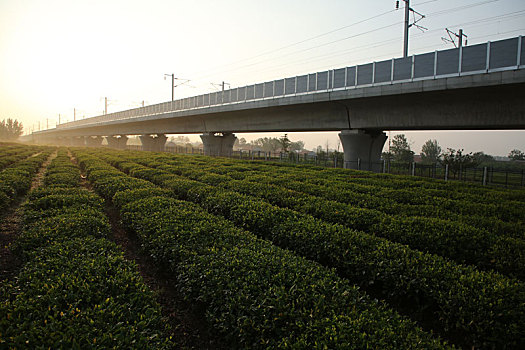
[200,132,237,157]
[119,135,129,150]
[71,136,85,147]
[139,134,167,152]
[86,136,103,147]
[55,137,67,146]
[338,129,387,172]
[107,135,129,149]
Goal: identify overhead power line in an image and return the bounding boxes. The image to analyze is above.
[231,10,525,81]
[188,8,401,80]
[426,0,500,17]
[188,0,504,85]
[189,0,499,80]
[169,0,516,99]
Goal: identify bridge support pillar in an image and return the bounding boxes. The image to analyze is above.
[106,135,128,150]
[200,132,236,157]
[55,137,67,146]
[86,136,103,147]
[71,136,86,147]
[119,135,129,150]
[140,134,167,152]
[339,129,387,173]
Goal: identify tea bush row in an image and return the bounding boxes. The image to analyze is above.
[135,159,525,279]
[131,153,525,238]
[0,148,52,214]
[157,153,525,203]
[178,155,525,225]
[224,169,525,239]
[0,149,173,349]
[73,150,452,349]
[0,144,43,171]
[91,150,525,349]
[253,159,525,202]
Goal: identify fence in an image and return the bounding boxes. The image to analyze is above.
[385,161,525,188]
[124,144,525,188]
[149,145,525,187]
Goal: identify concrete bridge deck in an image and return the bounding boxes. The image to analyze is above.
[26,35,525,171]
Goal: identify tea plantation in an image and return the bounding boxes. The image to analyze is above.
[1,143,524,349]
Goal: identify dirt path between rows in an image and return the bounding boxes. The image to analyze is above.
[69,150,225,350]
[0,151,57,282]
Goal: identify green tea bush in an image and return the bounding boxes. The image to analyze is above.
[93,176,155,199]
[14,213,111,257]
[1,147,174,348]
[107,153,525,349]
[24,192,104,212]
[23,207,106,227]
[137,159,525,279]
[74,149,451,349]
[0,148,51,214]
[0,237,172,349]
[43,172,80,187]
[112,188,172,209]
[27,187,92,201]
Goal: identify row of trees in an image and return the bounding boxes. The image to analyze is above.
[383,135,480,175]
[509,149,525,161]
[236,134,305,153]
[170,133,523,170]
[382,133,525,174]
[0,119,23,141]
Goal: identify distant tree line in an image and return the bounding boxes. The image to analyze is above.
[382,134,415,163]
[380,133,525,173]
[0,118,23,141]
[236,134,305,153]
[169,131,524,167]
[508,149,525,161]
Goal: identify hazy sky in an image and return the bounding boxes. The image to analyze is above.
[1,0,524,155]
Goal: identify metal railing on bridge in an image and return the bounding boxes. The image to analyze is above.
[59,35,524,130]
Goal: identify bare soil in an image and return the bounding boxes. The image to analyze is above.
[0,199,24,282]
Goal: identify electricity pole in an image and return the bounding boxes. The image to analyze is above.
[74,108,76,121]
[164,73,190,101]
[403,0,410,57]
[212,81,230,92]
[442,28,468,48]
[168,73,174,101]
[211,81,230,103]
[105,97,108,115]
[396,0,426,57]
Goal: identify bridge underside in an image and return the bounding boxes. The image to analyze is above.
[28,79,525,172]
[33,82,525,138]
